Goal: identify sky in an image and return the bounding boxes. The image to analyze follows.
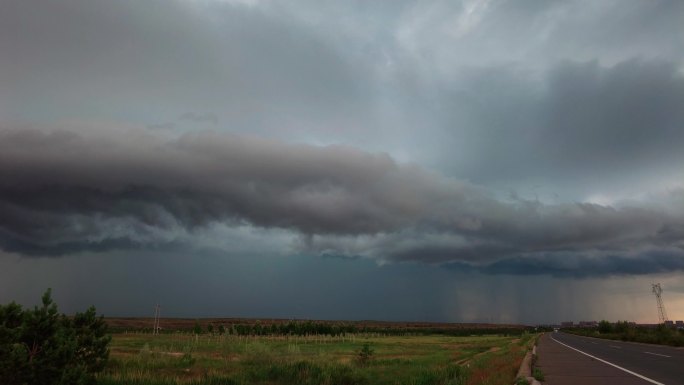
[1,0,683,324]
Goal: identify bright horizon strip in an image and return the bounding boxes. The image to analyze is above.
[551,334,665,385]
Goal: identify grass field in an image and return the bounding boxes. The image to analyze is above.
[98,332,537,385]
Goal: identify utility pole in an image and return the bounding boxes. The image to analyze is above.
[651,283,668,324]
[153,304,161,335]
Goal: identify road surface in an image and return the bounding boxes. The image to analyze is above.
[537,332,684,385]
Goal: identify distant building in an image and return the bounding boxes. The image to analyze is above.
[578,321,598,328]
[665,320,675,327]
[560,321,574,328]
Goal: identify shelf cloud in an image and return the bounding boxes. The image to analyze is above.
[2,126,683,276]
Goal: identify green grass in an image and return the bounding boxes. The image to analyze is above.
[99,332,538,385]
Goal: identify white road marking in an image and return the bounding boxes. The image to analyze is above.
[551,335,665,385]
[610,345,622,349]
[644,351,671,358]
[591,342,598,344]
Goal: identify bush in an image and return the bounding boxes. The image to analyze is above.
[598,320,612,334]
[356,343,374,365]
[533,368,545,382]
[193,321,202,335]
[0,289,111,385]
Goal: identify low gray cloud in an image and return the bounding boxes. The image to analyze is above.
[0,0,373,139]
[179,112,219,125]
[406,58,684,193]
[147,122,176,131]
[1,126,683,276]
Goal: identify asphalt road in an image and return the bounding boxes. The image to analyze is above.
[549,332,684,385]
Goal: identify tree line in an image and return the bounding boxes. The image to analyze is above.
[568,320,684,346]
[145,320,530,337]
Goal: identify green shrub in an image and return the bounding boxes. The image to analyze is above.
[598,320,612,334]
[356,342,374,365]
[533,367,545,381]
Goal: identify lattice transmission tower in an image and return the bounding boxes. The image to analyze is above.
[651,283,668,324]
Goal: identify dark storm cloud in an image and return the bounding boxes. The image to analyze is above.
[486,250,684,278]
[445,249,684,278]
[1,126,683,276]
[0,126,470,246]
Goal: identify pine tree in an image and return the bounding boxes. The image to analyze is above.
[0,289,111,385]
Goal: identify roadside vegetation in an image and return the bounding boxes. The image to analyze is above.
[565,320,684,346]
[99,331,537,385]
